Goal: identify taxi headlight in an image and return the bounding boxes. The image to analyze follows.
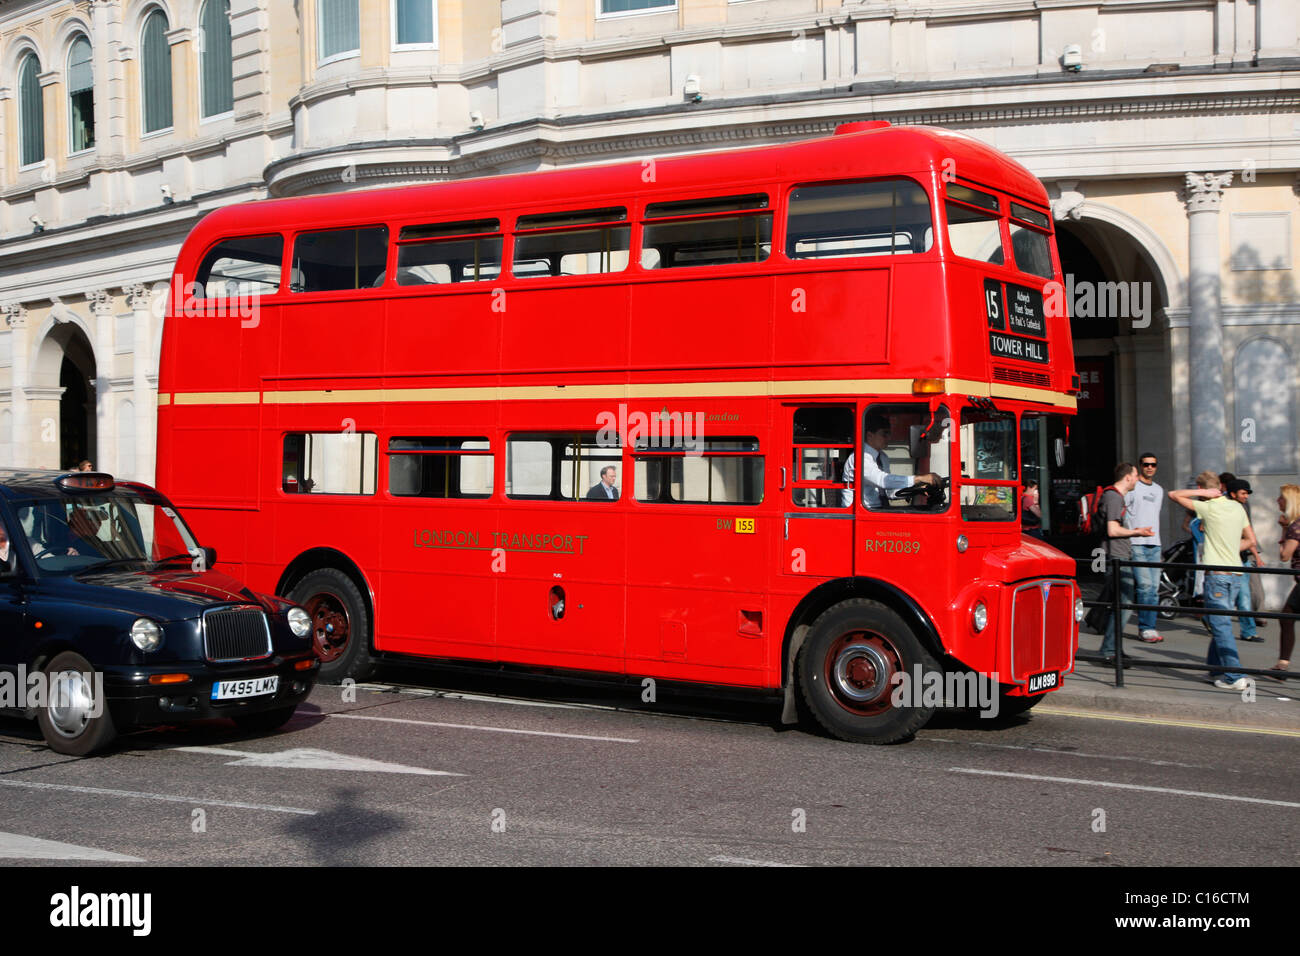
[131,618,163,652]
[287,607,311,638]
[1074,598,1086,623]
[972,601,989,633]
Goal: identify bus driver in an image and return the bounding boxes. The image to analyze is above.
[841,413,940,508]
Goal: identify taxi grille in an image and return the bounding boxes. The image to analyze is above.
[203,606,273,662]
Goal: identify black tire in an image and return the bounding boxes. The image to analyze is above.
[796,599,939,744]
[232,705,297,734]
[35,651,117,756]
[288,568,374,682]
[997,690,1045,718]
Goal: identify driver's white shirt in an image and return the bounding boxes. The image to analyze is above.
[840,448,916,507]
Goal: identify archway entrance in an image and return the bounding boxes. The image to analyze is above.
[60,355,94,468]
[31,320,97,471]
[1046,216,1171,562]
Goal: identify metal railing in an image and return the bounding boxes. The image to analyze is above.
[1081,555,1295,687]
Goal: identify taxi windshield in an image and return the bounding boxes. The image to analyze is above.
[14,495,199,574]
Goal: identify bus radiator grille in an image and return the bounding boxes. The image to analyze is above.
[1010,581,1074,680]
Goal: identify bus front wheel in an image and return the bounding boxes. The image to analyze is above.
[796,599,938,744]
[289,568,374,683]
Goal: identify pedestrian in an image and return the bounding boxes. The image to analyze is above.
[1169,477,1261,690]
[1273,483,1300,679]
[1022,478,1044,540]
[1097,463,1154,667]
[1125,453,1164,643]
[1225,479,1265,642]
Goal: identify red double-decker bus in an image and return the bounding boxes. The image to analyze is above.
[157,120,1082,743]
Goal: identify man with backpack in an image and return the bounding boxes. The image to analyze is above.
[1098,462,1155,666]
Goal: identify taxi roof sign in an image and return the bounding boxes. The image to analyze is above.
[57,473,115,492]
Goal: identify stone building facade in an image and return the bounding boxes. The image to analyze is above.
[1,0,1298,587]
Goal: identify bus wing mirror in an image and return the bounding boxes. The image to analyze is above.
[1054,437,1066,468]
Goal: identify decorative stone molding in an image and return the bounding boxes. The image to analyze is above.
[2,304,27,329]
[88,289,116,316]
[123,284,152,311]
[1184,172,1233,213]
[1050,181,1085,221]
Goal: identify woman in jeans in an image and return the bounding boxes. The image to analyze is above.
[1275,484,1300,678]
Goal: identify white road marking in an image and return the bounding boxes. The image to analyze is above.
[709,855,803,867]
[0,778,316,814]
[0,832,143,862]
[354,684,588,710]
[926,737,1207,770]
[949,768,1300,808]
[175,745,463,776]
[1033,706,1300,737]
[330,712,638,743]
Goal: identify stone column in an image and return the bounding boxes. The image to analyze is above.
[1184,172,1232,473]
[89,289,116,475]
[3,305,28,467]
[125,284,156,484]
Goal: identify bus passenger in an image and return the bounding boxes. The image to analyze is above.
[586,466,619,501]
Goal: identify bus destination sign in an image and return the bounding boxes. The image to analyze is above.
[1005,283,1045,337]
[989,330,1049,363]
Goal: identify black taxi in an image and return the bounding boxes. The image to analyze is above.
[0,470,318,754]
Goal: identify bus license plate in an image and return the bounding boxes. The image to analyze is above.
[1026,671,1058,694]
[211,677,279,701]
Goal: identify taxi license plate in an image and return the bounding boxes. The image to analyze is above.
[1026,670,1058,694]
[211,677,279,701]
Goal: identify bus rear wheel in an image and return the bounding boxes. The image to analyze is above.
[796,599,938,744]
[289,568,374,683]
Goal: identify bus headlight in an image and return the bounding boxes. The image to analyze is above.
[1074,598,1085,623]
[131,618,163,652]
[287,607,312,638]
[972,601,988,632]
[956,534,969,553]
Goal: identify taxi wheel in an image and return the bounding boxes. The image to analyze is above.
[36,651,118,756]
[289,568,374,683]
[232,706,297,734]
[796,599,938,744]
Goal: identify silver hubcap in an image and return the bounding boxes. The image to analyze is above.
[48,670,95,738]
[832,643,892,705]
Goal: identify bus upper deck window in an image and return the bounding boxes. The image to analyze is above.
[396,219,502,285]
[641,194,772,270]
[945,184,1004,266]
[197,235,284,298]
[290,226,389,293]
[1009,203,1054,279]
[512,208,630,279]
[786,180,932,259]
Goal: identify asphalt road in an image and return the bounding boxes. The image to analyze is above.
[0,674,1295,867]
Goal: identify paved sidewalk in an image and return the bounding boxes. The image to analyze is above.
[1056,596,1299,731]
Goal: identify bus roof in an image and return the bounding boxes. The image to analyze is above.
[183,123,1048,245]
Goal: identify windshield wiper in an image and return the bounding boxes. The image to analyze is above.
[153,553,199,565]
[79,557,147,572]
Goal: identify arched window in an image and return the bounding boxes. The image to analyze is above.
[318,0,360,62]
[19,51,44,166]
[141,9,173,133]
[200,0,233,117]
[68,35,95,152]
[1234,337,1297,474]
